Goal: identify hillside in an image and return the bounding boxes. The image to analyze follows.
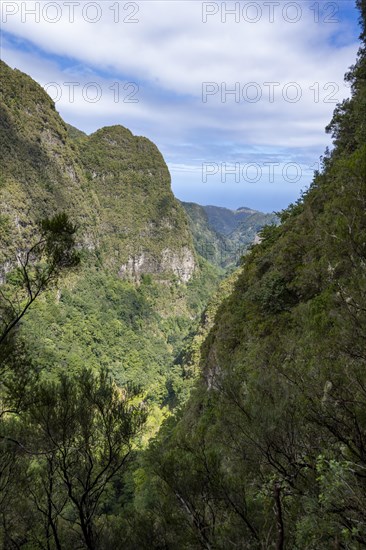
[181,201,277,267]
[1,2,365,547]
[0,61,228,548]
[180,202,231,266]
[203,204,261,235]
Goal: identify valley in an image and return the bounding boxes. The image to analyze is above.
[1,1,366,544]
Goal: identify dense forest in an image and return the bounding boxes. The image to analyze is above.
[0,0,366,547]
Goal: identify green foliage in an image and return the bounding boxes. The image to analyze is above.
[0,59,196,279]
[0,57,220,409]
[182,201,278,268]
[2,3,366,545]
[0,367,147,549]
[14,254,221,409]
[0,58,225,548]
[0,213,79,347]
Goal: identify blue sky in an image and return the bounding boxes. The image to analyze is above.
[1,1,362,212]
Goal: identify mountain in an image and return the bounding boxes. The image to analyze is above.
[0,60,221,412]
[0,60,195,282]
[0,59,274,282]
[228,208,278,245]
[202,204,258,235]
[3,1,366,543]
[0,59,283,545]
[180,202,230,267]
[181,201,278,267]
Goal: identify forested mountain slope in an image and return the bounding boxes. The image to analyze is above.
[202,204,276,237]
[0,60,222,413]
[181,202,277,267]
[127,2,366,548]
[1,1,365,546]
[0,61,226,547]
[0,59,275,423]
[0,60,196,281]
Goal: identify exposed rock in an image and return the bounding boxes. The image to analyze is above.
[118,246,195,282]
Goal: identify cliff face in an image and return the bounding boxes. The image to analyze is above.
[0,61,93,263]
[76,125,195,281]
[0,61,195,282]
[118,247,195,283]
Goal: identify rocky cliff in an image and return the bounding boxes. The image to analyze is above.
[0,60,195,282]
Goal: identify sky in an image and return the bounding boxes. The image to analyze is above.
[0,0,362,212]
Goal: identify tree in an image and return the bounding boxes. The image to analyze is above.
[0,212,80,347]
[22,369,147,549]
[0,213,80,547]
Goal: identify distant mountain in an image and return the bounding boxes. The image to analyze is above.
[228,208,278,245]
[181,201,278,267]
[180,202,230,267]
[202,204,257,236]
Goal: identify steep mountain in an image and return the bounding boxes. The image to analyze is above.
[2,1,365,543]
[0,60,195,282]
[129,2,366,547]
[181,201,277,267]
[0,60,94,262]
[229,208,278,245]
[77,126,195,281]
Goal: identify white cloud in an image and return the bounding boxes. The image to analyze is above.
[1,0,360,209]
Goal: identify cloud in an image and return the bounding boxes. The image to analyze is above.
[1,0,360,210]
